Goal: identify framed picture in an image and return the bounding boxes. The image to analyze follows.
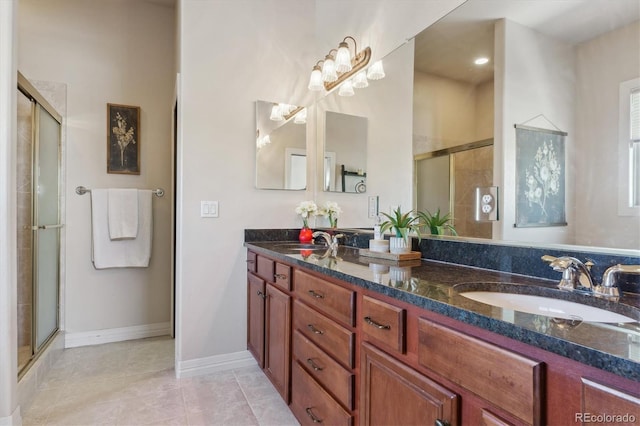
[107,103,140,174]
[515,124,567,228]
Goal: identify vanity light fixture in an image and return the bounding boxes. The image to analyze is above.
[307,35,373,93]
[338,79,355,97]
[269,103,305,122]
[367,60,385,80]
[293,107,307,124]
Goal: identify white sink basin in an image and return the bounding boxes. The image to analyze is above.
[460,291,636,323]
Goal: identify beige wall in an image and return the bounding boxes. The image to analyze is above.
[18,0,175,336]
[574,21,640,249]
[177,0,464,368]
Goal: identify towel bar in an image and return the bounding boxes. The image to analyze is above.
[75,186,164,197]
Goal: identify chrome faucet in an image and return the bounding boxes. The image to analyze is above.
[312,231,344,254]
[541,255,595,292]
[594,264,640,298]
[543,256,640,299]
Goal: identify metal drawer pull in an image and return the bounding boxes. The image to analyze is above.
[307,324,324,335]
[364,316,391,330]
[256,291,266,299]
[305,408,323,423]
[246,259,255,264]
[435,419,450,426]
[306,358,324,371]
[275,273,288,280]
[308,290,324,299]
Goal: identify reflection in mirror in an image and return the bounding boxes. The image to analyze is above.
[255,100,307,190]
[411,0,640,250]
[415,140,493,238]
[324,111,368,193]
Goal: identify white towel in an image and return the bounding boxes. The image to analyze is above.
[91,189,153,269]
[108,188,138,240]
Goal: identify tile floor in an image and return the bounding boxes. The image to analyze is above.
[21,337,300,426]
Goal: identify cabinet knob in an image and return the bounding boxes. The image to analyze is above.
[308,289,324,299]
[364,316,391,330]
[275,273,288,280]
[306,358,324,371]
[435,419,450,426]
[256,291,266,299]
[246,259,255,264]
[307,324,324,335]
[305,407,323,423]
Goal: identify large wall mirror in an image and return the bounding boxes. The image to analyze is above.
[255,100,307,190]
[409,0,639,251]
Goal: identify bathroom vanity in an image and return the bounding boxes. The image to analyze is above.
[245,240,639,426]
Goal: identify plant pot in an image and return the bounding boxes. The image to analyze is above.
[389,236,412,254]
[299,227,313,243]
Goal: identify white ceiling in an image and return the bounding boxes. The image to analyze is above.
[414,0,640,84]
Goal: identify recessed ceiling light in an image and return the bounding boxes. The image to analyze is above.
[474,57,489,65]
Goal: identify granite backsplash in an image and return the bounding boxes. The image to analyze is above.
[244,228,640,294]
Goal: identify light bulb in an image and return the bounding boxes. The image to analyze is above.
[335,41,352,73]
[269,105,283,121]
[308,66,324,91]
[294,108,307,124]
[322,54,338,83]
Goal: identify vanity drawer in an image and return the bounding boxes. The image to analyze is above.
[293,330,354,410]
[273,263,291,291]
[418,318,543,425]
[290,361,352,426]
[294,270,355,326]
[256,255,274,282]
[294,300,355,369]
[361,295,406,354]
[246,251,257,273]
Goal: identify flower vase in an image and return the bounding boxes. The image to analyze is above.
[299,227,313,243]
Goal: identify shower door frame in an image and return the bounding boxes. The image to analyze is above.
[17,72,63,376]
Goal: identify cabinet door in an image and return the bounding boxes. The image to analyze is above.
[247,273,265,367]
[361,342,459,426]
[265,284,291,402]
[581,378,640,425]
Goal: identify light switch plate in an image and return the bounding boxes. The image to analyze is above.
[368,196,379,218]
[201,201,219,218]
[475,187,498,221]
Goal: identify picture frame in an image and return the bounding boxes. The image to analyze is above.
[107,103,140,174]
[514,124,567,228]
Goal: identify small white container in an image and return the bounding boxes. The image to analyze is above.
[369,239,389,253]
[389,236,412,254]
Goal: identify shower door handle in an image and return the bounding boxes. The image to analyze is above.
[31,224,64,230]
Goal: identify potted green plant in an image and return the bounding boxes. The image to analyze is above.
[417,208,458,236]
[379,207,421,253]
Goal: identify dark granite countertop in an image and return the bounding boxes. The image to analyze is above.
[245,241,640,382]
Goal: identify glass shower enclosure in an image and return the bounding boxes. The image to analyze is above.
[17,73,62,375]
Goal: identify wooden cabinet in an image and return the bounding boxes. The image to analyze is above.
[361,295,406,354]
[361,342,459,426]
[418,318,543,425]
[580,378,640,425]
[247,271,265,367]
[246,252,292,402]
[265,284,291,401]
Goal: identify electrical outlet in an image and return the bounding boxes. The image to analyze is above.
[368,196,379,218]
[475,187,498,221]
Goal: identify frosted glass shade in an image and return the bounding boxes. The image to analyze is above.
[269,105,283,121]
[338,79,355,97]
[308,68,324,91]
[335,43,352,73]
[367,60,385,80]
[322,57,338,82]
[352,70,369,88]
[294,108,307,124]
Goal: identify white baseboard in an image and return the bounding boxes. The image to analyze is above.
[0,406,22,426]
[65,322,171,348]
[176,350,257,378]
